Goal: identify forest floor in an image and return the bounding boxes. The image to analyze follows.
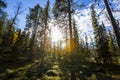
[0,58,63,80]
[0,58,120,80]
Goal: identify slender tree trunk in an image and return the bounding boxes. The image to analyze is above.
[29,23,37,60]
[65,27,68,46]
[43,0,49,54]
[103,0,120,50]
[68,0,76,80]
[40,0,49,76]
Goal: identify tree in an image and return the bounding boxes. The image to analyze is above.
[90,5,112,64]
[94,0,120,50]
[0,0,7,15]
[108,30,119,63]
[68,0,76,79]
[53,0,76,79]
[26,4,43,60]
[12,29,30,57]
[42,0,50,54]
[39,0,50,77]
[0,0,7,49]
[73,19,79,55]
[1,19,15,53]
[1,3,22,54]
[103,0,120,50]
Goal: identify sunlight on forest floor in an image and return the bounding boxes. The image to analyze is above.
[0,0,120,80]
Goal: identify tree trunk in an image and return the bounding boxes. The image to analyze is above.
[29,23,37,60]
[103,0,120,50]
[68,0,76,80]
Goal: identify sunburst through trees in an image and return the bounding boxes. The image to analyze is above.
[0,0,120,80]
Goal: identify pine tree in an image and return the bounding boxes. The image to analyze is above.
[52,0,84,79]
[42,0,50,54]
[1,20,15,53]
[26,4,43,60]
[90,5,112,64]
[103,0,120,50]
[108,30,118,63]
[53,0,74,79]
[94,0,120,49]
[91,4,100,63]
[0,0,7,50]
[73,19,79,55]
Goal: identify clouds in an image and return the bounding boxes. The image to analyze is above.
[74,8,92,34]
[73,1,120,43]
[75,1,120,34]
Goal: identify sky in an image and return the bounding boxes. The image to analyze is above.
[4,0,92,30]
[4,0,55,30]
[79,1,119,41]
[4,0,120,35]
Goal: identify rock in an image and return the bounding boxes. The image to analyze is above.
[46,70,59,76]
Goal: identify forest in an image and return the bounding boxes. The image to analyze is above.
[0,0,120,80]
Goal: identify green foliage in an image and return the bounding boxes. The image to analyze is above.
[0,0,120,80]
[52,0,68,18]
[91,4,112,64]
[0,0,7,14]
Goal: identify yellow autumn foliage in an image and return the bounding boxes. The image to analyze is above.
[13,32,19,43]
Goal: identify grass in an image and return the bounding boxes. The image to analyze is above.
[0,59,41,80]
[0,55,120,80]
[42,76,61,80]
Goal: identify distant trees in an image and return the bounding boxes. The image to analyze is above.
[53,0,77,79]
[91,4,112,64]
[0,0,120,80]
[0,1,31,62]
[73,19,79,56]
[0,0,7,49]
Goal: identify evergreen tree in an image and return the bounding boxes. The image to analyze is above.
[53,0,76,79]
[12,29,30,57]
[42,0,50,54]
[0,0,7,50]
[94,0,120,49]
[1,19,15,53]
[73,19,79,55]
[108,30,119,63]
[103,0,120,50]
[90,5,112,64]
[39,0,50,77]
[26,4,43,60]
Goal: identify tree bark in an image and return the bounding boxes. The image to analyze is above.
[68,0,76,80]
[103,0,120,50]
[29,22,37,60]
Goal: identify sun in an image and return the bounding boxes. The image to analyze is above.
[51,27,63,43]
